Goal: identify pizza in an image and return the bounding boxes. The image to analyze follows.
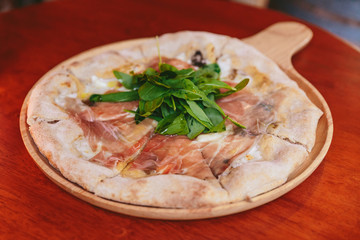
[26,31,323,208]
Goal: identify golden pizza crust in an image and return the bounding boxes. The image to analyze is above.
[220,134,308,202]
[29,118,118,192]
[265,87,323,151]
[27,72,76,125]
[95,175,228,208]
[27,31,322,208]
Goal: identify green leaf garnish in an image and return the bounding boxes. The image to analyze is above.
[215,78,250,99]
[155,112,189,135]
[138,82,169,101]
[186,115,206,139]
[90,62,249,138]
[89,91,139,102]
[180,100,213,129]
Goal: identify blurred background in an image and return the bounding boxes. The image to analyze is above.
[1,0,359,47]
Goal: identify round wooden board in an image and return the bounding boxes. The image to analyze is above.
[20,22,333,220]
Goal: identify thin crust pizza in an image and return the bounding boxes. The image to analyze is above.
[26,31,322,208]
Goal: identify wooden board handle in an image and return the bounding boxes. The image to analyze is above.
[243,21,313,72]
[242,21,325,111]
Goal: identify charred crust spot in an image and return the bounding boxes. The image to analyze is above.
[223,159,230,164]
[228,69,238,80]
[234,128,247,136]
[191,50,206,67]
[215,53,223,62]
[47,120,60,124]
[269,122,279,129]
[70,61,80,67]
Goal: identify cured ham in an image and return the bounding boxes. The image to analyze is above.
[124,129,259,179]
[72,101,155,169]
[197,128,257,176]
[124,135,216,180]
[217,89,275,134]
[83,101,138,121]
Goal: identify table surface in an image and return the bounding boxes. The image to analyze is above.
[1,0,359,239]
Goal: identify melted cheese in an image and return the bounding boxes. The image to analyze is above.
[217,54,232,78]
[231,143,262,168]
[68,74,127,100]
[195,125,234,143]
[121,166,147,178]
[72,136,99,159]
[175,52,187,62]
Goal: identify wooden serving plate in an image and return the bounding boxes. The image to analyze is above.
[20,22,333,220]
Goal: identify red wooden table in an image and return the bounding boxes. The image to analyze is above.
[1,0,359,239]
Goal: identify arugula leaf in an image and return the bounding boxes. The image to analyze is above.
[197,79,235,95]
[215,78,250,99]
[175,68,194,76]
[163,96,177,110]
[138,97,164,117]
[138,82,169,101]
[160,103,175,118]
[155,112,189,135]
[171,79,207,101]
[209,118,227,132]
[181,100,213,129]
[113,71,136,90]
[227,115,246,129]
[147,74,172,88]
[203,63,221,74]
[144,67,158,76]
[193,63,220,83]
[89,91,139,102]
[160,70,177,79]
[204,108,224,126]
[186,115,206,139]
[128,108,162,124]
[159,63,178,72]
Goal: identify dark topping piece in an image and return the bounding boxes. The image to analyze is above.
[191,50,206,67]
[259,102,273,112]
[223,159,230,164]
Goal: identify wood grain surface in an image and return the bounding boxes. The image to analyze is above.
[1,0,359,239]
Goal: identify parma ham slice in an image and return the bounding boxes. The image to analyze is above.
[217,89,275,135]
[197,128,257,176]
[124,135,216,180]
[73,101,155,169]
